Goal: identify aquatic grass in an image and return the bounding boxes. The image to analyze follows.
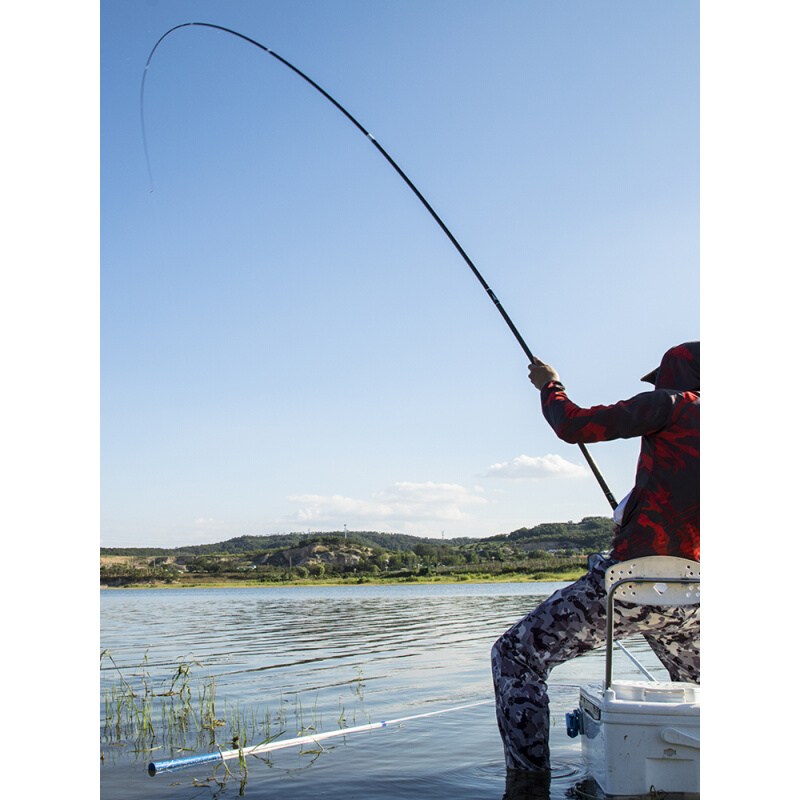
[101,649,370,780]
[101,649,239,763]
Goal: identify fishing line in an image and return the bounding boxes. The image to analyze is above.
[140,22,617,510]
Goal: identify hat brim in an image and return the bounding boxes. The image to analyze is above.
[640,368,659,385]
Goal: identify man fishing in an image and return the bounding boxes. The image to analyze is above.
[492,341,700,788]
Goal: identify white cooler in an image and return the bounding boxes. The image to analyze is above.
[576,679,699,796]
[566,557,700,797]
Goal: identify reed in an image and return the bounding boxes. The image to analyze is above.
[101,649,364,779]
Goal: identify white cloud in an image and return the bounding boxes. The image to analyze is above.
[484,454,589,480]
[288,481,487,530]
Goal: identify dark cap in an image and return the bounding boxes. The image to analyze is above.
[641,342,700,391]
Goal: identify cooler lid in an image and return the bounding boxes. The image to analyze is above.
[610,679,700,704]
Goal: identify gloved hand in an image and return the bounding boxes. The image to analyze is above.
[528,357,560,390]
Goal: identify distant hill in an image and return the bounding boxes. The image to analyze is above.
[100,530,474,557]
[487,517,616,552]
[100,519,614,558]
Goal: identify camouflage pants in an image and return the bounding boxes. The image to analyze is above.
[491,554,700,771]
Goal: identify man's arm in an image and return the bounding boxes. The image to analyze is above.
[529,361,677,444]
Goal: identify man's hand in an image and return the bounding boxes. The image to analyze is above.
[528,357,560,390]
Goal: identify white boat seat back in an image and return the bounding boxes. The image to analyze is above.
[605,556,700,606]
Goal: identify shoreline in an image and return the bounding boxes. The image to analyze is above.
[100,570,585,589]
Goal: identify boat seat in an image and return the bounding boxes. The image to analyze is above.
[605,556,700,606]
[604,556,700,689]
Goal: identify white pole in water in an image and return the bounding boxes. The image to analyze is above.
[614,640,657,682]
[148,700,492,774]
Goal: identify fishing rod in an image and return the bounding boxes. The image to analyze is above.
[148,699,492,774]
[140,22,617,510]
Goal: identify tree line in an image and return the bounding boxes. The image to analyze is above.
[100,517,616,586]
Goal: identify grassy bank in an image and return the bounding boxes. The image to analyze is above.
[101,568,587,589]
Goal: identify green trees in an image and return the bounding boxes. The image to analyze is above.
[100,517,614,586]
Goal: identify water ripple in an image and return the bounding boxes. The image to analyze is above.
[101,583,671,800]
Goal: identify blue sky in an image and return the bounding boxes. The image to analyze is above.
[99,1,700,548]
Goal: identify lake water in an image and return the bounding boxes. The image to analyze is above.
[100,582,675,799]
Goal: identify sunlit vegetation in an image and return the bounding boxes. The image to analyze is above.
[101,518,615,587]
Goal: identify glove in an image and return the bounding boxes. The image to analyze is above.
[528,357,560,391]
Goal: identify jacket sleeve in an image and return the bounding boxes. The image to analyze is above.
[540,381,677,444]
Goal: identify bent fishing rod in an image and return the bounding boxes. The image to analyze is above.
[141,22,618,510]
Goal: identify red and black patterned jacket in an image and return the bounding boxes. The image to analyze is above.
[540,342,699,562]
